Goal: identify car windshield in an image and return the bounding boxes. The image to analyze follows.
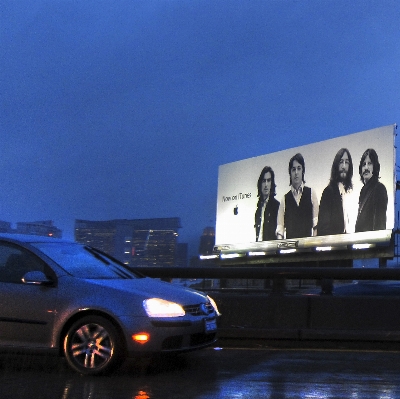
[31,242,139,279]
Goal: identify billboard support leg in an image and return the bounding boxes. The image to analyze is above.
[379,258,387,268]
[271,278,286,295]
[320,278,333,295]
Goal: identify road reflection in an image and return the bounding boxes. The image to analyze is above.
[2,345,400,398]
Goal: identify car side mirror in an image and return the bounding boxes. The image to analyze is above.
[22,271,54,286]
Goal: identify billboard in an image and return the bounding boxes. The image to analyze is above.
[215,125,396,260]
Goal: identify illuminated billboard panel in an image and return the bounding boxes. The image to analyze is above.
[215,125,395,259]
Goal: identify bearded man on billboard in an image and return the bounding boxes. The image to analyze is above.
[318,148,355,236]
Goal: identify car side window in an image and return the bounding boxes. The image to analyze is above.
[0,243,45,284]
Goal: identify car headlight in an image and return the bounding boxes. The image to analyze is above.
[143,298,185,317]
[207,295,221,316]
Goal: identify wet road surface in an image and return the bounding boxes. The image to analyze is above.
[2,341,400,398]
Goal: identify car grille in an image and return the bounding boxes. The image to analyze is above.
[183,302,214,316]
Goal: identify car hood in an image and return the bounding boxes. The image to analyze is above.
[81,276,208,305]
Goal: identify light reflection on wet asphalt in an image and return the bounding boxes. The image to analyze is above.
[2,343,400,399]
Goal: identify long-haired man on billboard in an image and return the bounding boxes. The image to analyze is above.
[318,148,355,236]
[254,166,280,241]
[355,148,388,232]
[276,153,319,239]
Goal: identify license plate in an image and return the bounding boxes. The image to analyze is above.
[205,318,217,333]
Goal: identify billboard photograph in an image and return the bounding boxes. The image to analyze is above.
[215,125,396,259]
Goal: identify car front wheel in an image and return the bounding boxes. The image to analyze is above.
[63,315,125,375]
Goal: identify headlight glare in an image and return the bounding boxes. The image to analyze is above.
[207,295,220,316]
[143,298,185,317]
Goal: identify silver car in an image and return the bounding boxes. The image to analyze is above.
[0,234,220,375]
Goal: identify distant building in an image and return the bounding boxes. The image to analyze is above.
[75,218,183,267]
[15,220,62,238]
[198,226,215,255]
[74,219,117,257]
[0,221,12,233]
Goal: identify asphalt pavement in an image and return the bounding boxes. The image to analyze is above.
[1,341,400,398]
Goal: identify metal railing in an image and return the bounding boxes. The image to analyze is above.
[132,266,400,281]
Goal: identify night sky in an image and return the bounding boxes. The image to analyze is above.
[1,0,399,255]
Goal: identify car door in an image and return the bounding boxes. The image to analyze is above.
[0,242,58,348]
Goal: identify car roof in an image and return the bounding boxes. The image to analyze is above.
[0,233,74,245]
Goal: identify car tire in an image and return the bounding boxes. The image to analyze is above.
[63,315,125,375]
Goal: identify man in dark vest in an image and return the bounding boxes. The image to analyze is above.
[276,153,319,239]
[254,166,280,241]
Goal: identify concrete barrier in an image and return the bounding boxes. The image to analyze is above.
[213,292,400,342]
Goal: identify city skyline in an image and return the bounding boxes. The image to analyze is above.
[0,216,215,258]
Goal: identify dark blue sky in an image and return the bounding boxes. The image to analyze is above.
[1,0,399,254]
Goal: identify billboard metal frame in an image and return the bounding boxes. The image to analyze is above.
[214,125,397,264]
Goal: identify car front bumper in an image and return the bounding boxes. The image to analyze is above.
[120,313,219,356]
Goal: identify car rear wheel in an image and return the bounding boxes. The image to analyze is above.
[63,315,125,375]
